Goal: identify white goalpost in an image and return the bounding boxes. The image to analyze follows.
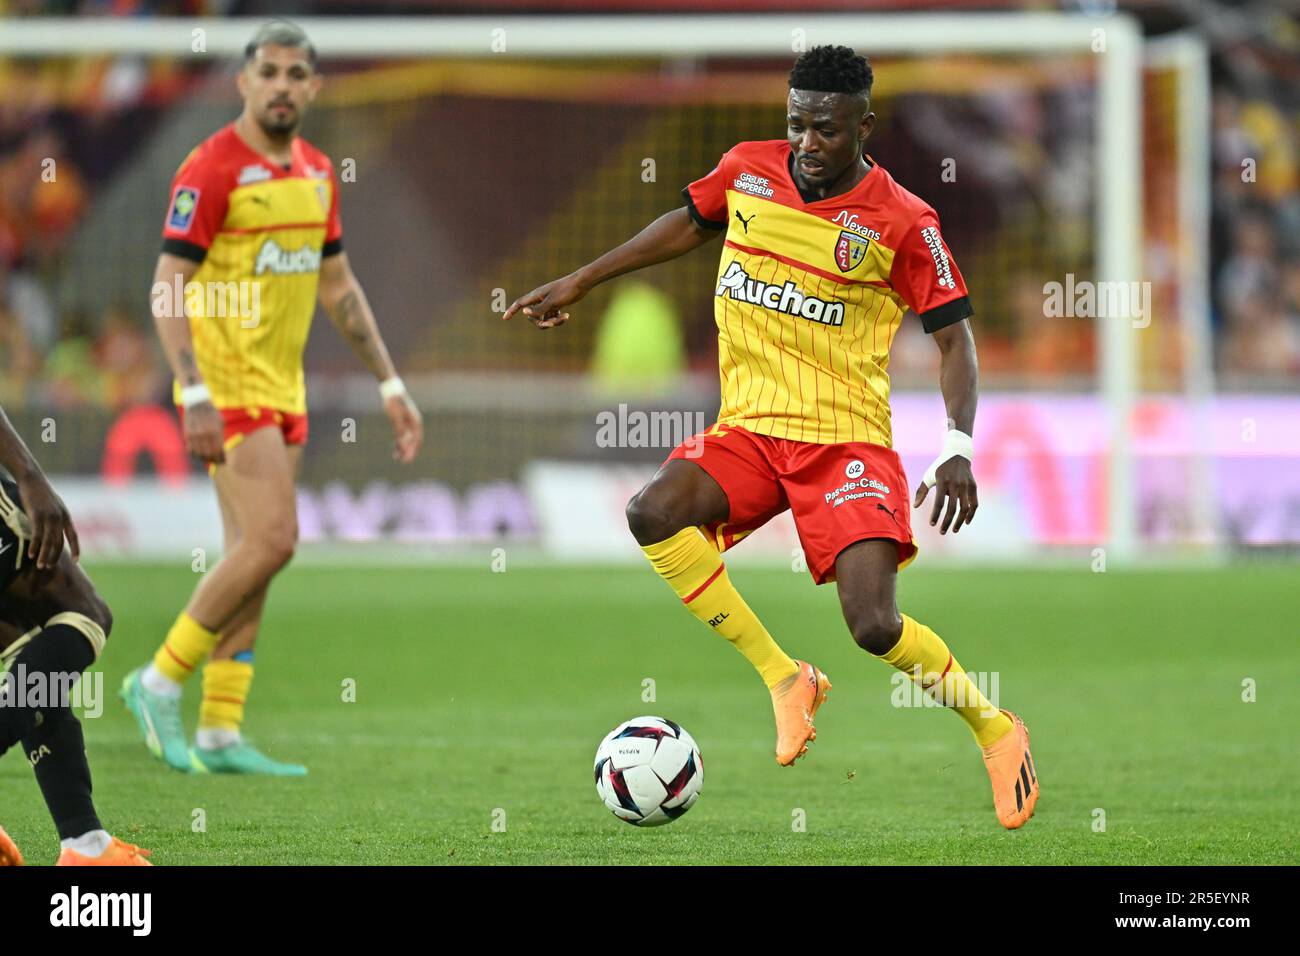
[0,13,1214,563]
[1145,31,1220,558]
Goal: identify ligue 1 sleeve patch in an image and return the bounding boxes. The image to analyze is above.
[168,186,200,233]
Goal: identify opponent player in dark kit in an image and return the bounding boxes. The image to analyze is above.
[0,404,151,865]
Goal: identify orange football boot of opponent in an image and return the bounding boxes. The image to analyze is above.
[771,660,831,766]
[980,709,1039,829]
[0,825,23,866]
[56,836,153,866]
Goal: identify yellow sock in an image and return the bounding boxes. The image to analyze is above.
[642,527,799,689]
[152,611,221,683]
[199,659,254,732]
[878,614,1013,747]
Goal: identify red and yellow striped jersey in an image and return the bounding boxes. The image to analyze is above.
[161,124,342,415]
[684,139,972,447]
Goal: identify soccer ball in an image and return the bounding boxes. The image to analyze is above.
[593,716,704,826]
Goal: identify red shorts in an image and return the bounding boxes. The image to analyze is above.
[177,404,309,449]
[667,424,917,584]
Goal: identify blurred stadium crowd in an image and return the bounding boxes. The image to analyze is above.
[0,0,1296,415]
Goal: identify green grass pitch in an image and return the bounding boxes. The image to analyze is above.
[3,561,1296,865]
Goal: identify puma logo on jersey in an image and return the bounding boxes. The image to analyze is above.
[734,210,755,233]
[254,239,322,275]
[715,261,844,327]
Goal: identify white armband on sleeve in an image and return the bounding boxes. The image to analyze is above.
[922,429,974,488]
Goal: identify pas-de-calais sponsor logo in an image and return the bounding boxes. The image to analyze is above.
[50,886,151,936]
[824,473,891,508]
[834,231,868,272]
[845,459,865,479]
[715,261,845,327]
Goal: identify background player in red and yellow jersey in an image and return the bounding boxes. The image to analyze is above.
[122,21,423,776]
[508,46,1038,829]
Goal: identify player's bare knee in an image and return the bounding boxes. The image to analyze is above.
[267,533,297,572]
[248,525,297,573]
[88,596,113,639]
[626,489,685,545]
[57,580,113,639]
[850,611,903,655]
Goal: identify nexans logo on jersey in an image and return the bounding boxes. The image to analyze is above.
[682,139,972,447]
[715,260,845,327]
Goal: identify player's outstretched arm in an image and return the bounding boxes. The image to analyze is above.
[914,318,979,535]
[0,404,78,568]
[317,251,423,464]
[151,253,226,466]
[503,206,720,329]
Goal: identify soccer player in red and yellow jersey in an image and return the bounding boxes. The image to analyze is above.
[508,46,1038,828]
[122,21,423,776]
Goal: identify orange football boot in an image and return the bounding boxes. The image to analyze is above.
[771,660,831,766]
[0,825,23,866]
[980,709,1039,829]
[56,836,152,866]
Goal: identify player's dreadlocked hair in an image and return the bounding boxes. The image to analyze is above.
[788,45,873,100]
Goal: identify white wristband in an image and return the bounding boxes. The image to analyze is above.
[379,376,407,400]
[922,429,974,488]
[179,383,212,409]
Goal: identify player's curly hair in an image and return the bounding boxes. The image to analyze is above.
[788,45,873,99]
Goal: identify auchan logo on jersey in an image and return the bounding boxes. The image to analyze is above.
[715,261,845,327]
[254,239,322,276]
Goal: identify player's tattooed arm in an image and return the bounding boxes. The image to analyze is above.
[0,404,79,567]
[328,290,389,378]
[318,253,396,381]
[176,348,200,386]
[504,206,718,328]
[914,318,979,534]
[318,252,423,464]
